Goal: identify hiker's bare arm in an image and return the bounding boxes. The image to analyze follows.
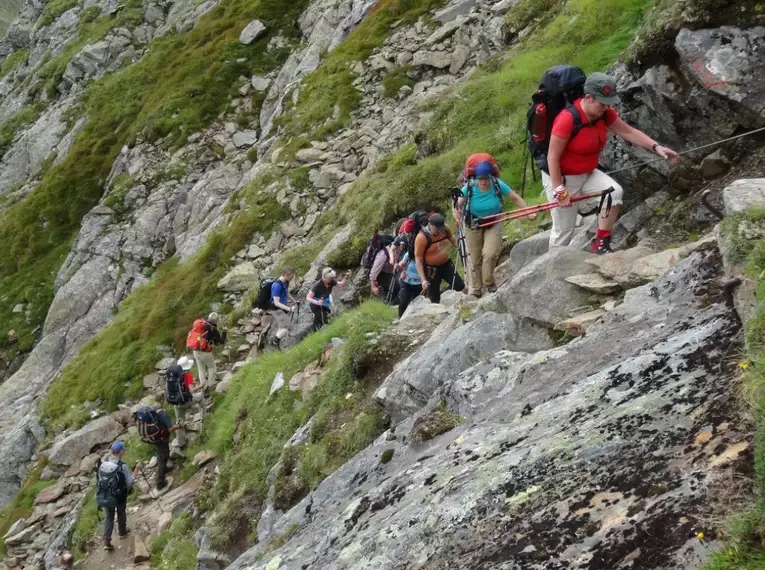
[306,290,320,306]
[547,135,567,190]
[510,193,536,219]
[273,299,290,312]
[608,118,678,162]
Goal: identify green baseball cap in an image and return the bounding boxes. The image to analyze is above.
[584,72,620,105]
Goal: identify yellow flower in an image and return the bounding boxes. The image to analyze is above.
[739,361,750,370]
[697,531,704,540]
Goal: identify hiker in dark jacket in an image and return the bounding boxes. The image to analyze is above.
[100,441,139,551]
[134,406,176,491]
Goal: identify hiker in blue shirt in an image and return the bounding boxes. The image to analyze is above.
[396,251,422,318]
[454,161,534,297]
[270,266,296,313]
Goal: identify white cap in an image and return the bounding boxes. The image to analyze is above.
[322,267,336,279]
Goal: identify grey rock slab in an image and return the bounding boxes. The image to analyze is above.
[239,19,266,44]
[425,15,469,46]
[232,130,258,148]
[218,262,258,292]
[45,414,123,467]
[375,311,552,422]
[251,75,270,91]
[412,50,452,69]
[495,247,596,328]
[506,230,550,279]
[723,178,765,214]
[226,246,745,570]
[565,273,621,294]
[433,0,476,24]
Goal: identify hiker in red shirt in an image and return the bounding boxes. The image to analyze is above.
[545,73,679,253]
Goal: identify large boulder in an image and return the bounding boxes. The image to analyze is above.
[723,178,765,214]
[496,247,596,328]
[45,415,123,467]
[239,19,266,44]
[217,262,258,292]
[375,311,552,421]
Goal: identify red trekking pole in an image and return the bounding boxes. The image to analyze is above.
[476,188,614,228]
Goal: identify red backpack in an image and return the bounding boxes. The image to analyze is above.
[460,153,499,184]
[186,319,211,352]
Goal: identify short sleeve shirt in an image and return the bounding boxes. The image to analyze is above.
[311,279,337,307]
[461,179,512,218]
[551,98,619,175]
[270,279,288,306]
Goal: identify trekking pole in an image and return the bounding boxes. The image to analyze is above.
[136,463,166,514]
[520,141,529,198]
[475,189,614,228]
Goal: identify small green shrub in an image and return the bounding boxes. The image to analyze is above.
[39,0,78,27]
[0,103,47,158]
[0,48,29,78]
[151,513,198,570]
[382,65,415,98]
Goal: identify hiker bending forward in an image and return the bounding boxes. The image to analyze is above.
[306,268,349,331]
[416,213,464,303]
[545,72,678,253]
[98,441,139,551]
[455,161,534,297]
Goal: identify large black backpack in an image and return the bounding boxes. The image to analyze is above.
[254,277,278,310]
[96,460,127,508]
[165,364,191,406]
[360,232,394,271]
[136,407,168,443]
[526,65,587,172]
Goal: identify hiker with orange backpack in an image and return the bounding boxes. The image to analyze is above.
[186,313,226,389]
[454,154,535,298]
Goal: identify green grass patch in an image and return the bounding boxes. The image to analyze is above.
[40,190,288,429]
[323,0,652,267]
[382,65,415,98]
[151,513,198,570]
[277,0,445,141]
[192,301,395,550]
[703,209,765,568]
[0,460,55,555]
[0,47,28,78]
[39,0,78,27]
[71,490,100,559]
[0,103,46,158]
[277,234,329,277]
[102,173,136,214]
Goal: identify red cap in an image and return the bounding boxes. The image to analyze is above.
[399,219,415,234]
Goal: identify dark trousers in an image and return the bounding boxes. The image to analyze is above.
[377,272,400,305]
[310,304,331,331]
[152,440,170,488]
[426,260,464,304]
[103,500,127,540]
[398,281,421,317]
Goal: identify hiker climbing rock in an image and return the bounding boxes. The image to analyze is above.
[134,406,177,491]
[186,313,226,388]
[166,356,197,449]
[454,158,535,297]
[529,67,678,253]
[97,441,139,551]
[414,213,464,302]
[306,268,350,331]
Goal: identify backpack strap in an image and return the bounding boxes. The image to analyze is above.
[566,103,584,140]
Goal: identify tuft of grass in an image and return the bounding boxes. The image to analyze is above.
[39,0,78,27]
[410,400,463,443]
[0,460,56,555]
[40,190,288,429]
[192,301,395,550]
[102,173,135,214]
[151,513,198,570]
[704,209,765,568]
[0,48,29,78]
[0,103,47,158]
[71,490,100,559]
[382,65,415,98]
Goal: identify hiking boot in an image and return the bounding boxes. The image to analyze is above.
[486,284,498,293]
[590,236,613,255]
[118,529,130,539]
[469,291,482,299]
[103,541,114,552]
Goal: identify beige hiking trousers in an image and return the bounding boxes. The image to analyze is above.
[464,222,503,294]
[192,350,216,388]
[542,169,624,248]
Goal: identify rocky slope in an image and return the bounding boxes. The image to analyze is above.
[0,0,763,567]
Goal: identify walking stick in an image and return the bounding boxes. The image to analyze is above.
[136,463,166,513]
[475,188,614,228]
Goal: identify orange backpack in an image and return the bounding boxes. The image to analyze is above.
[186,319,211,352]
[460,153,499,184]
